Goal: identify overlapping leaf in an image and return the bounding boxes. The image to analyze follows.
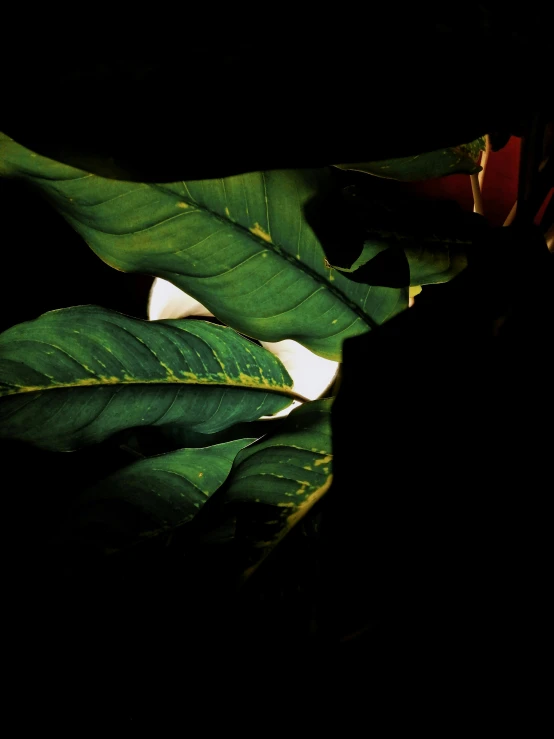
[321,194,485,287]
[72,439,255,550]
[0,306,296,451]
[0,133,407,361]
[224,398,333,579]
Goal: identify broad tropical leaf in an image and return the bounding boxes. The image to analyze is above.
[336,137,485,181]
[224,398,332,579]
[0,306,297,451]
[0,133,407,361]
[72,439,255,550]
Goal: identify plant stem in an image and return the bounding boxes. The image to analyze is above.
[471,173,484,216]
[503,201,518,226]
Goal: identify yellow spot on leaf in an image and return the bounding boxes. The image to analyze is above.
[287,475,333,528]
[225,206,231,217]
[314,454,332,467]
[250,223,271,243]
[198,472,204,478]
[176,201,189,209]
[303,465,312,471]
[239,476,333,584]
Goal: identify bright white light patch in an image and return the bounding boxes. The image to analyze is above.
[148,278,214,320]
[259,339,338,417]
[148,278,339,417]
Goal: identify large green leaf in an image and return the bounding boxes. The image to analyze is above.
[336,137,485,181]
[224,398,332,579]
[0,133,406,361]
[0,306,297,451]
[72,439,255,551]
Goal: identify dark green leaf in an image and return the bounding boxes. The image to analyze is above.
[323,196,485,287]
[72,439,255,550]
[338,240,468,287]
[0,133,407,361]
[0,306,297,451]
[122,418,280,457]
[336,137,485,181]
[225,399,332,579]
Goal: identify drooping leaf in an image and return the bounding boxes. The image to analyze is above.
[321,193,486,287]
[224,398,333,579]
[0,133,407,361]
[336,137,485,181]
[337,240,469,287]
[72,439,255,551]
[0,306,297,451]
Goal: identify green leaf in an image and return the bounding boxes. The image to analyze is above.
[323,196,485,287]
[224,398,332,579]
[338,240,468,287]
[72,439,255,550]
[0,132,407,361]
[0,306,297,451]
[336,137,485,181]
[122,418,280,457]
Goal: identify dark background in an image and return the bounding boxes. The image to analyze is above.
[0,178,152,334]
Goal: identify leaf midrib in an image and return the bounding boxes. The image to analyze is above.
[167,181,381,330]
[1,377,307,402]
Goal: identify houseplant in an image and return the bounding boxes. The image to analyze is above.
[0,125,493,572]
[0,37,552,725]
